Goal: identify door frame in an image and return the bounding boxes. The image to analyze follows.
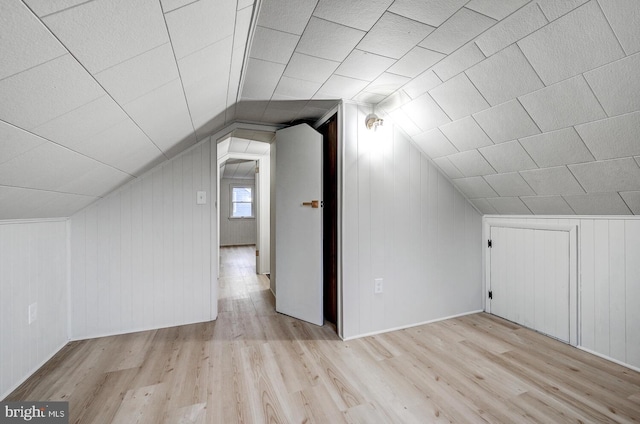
[484,219,579,346]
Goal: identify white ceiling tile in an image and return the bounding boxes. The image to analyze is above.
[402,70,442,99]
[466,0,530,20]
[244,140,271,155]
[568,158,640,193]
[0,185,97,220]
[364,73,410,96]
[250,26,299,65]
[43,0,168,73]
[429,73,489,120]
[274,76,322,99]
[433,157,464,179]
[313,0,393,31]
[519,166,585,195]
[439,116,493,152]
[229,138,251,153]
[388,109,422,136]
[335,50,396,81]
[484,172,535,196]
[32,96,129,148]
[470,198,498,214]
[563,192,631,215]
[164,0,235,59]
[518,1,624,85]
[520,128,595,167]
[466,44,543,106]
[520,195,575,215]
[257,0,317,35]
[575,112,640,160]
[377,90,412,113]
[584,53,640,117]
[23,0,90,17]
[402,94,451,133]
[598,0,640,55]
[620,191,640,214]
[123,79,195,154]
[452,176,498,198]
[486,197,532,214]
[448,150,496,177]
[0,2,66,80]
[159,0,193,13]
[261,106,300,124]
[316,75,368,99]
[432,42,486,82]
[475,3,548,57]
[297,18,366,62]
[536,0,590,21]
[473,100,540,143]
[389,0,467,26]
[358,13,435,59]
[519,76,606,132]
[0,55,105,130]
[0,122,46,165]
[59,163,133,197]
[419,8,496,54]
[283,53,341,84]
[94,43,179,104]
[353,92,386,104]
[241,58,286,100]
[479,140,537,173]
[412,129,457,158]
[387,47,445,78]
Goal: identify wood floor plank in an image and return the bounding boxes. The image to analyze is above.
[5,245,640,423]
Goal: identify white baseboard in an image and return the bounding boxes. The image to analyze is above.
[577,346,640,373]
[341,310,483,341]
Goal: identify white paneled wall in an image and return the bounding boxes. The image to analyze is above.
[70,142,213,340]
[0,220,68,399]
[484,216,640,370]
[342,103,483,339]
[219,178,256,246]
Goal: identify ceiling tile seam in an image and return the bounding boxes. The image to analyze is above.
[568,125,598,163]
[426,92,454,123]
[564,164,589,195]
[34,0,95,19]
[225,1,251,124]
[559,195,579,214]
[121,77,181,108]
[161,0,201,15]
[533,1,551,23]
[581,73,611,119]
[515,139,541,171]
[92,41,171,75]
[515,169,538,197]
[254,23,301,38]
[469,114,496,147]
[515,97,543,133]
[594,0,627,55]
[513,42,546,88]
[0,183,102,199]
[618,192,635,215]
[475,149,499,176]
[0,52,67,84]
[0,118,137,179]
[23,3,170,160]
[463,71,493,108]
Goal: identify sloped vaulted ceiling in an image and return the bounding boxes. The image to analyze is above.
[1,0,639,219]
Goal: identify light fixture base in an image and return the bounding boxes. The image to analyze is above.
[365,114,384,130]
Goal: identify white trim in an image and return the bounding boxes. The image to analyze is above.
[484,214,640,221]
[577,346,640,373]
[0,340,68,401]
[0,217,68,225]
[341,310,483,341]
[66,220,72,341]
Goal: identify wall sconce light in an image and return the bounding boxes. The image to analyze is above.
[365,114,384,131]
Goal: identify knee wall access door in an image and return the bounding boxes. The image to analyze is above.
[488,226,573,343]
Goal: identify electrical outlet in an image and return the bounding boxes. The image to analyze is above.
[28,302,37,324]
[374,278,383,294]
[196,191,207,205]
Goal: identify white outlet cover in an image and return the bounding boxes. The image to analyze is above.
[196,191,206,205]
[28,302,37,324]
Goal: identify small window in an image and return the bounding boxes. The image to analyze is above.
[230,185,254,218]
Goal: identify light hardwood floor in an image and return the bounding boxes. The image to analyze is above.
[7,245,640,423]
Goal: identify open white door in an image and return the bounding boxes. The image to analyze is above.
[275,124,323,326]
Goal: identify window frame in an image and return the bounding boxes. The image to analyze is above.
[229,184,255,219]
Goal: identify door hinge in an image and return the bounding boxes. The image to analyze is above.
[256,250,259,256]
[255,166,259,173]
[488,239,492,248]
[488,290,493,299]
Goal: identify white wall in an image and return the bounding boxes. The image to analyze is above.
[69,142,214,340]
[484,216,640,370]
[0,220,68,399]
[219,178,256,246]
[341,103,483,339]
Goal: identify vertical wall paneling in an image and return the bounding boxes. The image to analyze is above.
[484,216,640,370]
[0,220,69,399]
[342,103,483,339]
[69,141,213,340]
